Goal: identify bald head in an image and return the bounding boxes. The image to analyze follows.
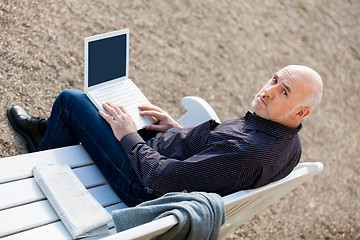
[286,65,323,109]
[251,65,323,128]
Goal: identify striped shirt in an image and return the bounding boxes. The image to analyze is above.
[121,111,302,197]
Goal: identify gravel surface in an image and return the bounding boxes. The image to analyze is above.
[1,1,359,239]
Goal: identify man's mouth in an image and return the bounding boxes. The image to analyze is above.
[258,95,267,106]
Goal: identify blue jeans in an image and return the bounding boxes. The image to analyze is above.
[38,89,156,207]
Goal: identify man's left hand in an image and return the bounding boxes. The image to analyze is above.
[139,104,183,132]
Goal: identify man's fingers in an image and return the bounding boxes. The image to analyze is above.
[102,103,117,116]
[99,110,114,124]
[138,104,163,112]
[140,110,164,119]
[103,102,127,116]
[112,104,127,114]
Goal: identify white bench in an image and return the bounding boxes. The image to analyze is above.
[0,97,323,239]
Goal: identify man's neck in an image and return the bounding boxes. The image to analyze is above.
[252,111,301,129]
[274,119,301,129]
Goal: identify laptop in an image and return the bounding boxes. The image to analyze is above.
[84,29,155,129]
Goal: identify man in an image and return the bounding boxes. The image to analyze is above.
[7,65,323,207]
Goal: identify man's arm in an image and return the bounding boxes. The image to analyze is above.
[122,135,259,196]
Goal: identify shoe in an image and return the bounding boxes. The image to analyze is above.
[7,106,44,152]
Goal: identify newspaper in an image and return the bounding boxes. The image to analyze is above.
[33,164,112,239]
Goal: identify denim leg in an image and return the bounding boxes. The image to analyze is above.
[38,89,154,206]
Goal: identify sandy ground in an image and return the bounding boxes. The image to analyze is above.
[1,0,359,239]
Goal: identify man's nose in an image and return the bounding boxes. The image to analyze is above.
[264,85,277,98]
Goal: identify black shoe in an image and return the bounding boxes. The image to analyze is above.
[7,106,45,152]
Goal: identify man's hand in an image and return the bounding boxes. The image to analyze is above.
[139,104,183,132]
[99,102,137,141]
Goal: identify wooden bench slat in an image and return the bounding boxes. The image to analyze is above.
[2,222,118,240]
[0,200,57,237]
[88,185,122,208]
[0,186,124,238]
[0,145,92,184]
[1,203,125,240]
[72,164,107,188]
[0,164,108,211]
[0,178,43,211]
[2,221,74,240]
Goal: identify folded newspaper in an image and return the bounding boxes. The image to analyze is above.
[33,164,112,239]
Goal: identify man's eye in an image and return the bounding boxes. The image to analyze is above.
[283,90,288,96]
[273,77,277,84]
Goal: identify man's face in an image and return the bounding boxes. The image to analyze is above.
[251,66,309,124]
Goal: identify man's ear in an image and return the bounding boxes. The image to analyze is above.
[294,107,311,120]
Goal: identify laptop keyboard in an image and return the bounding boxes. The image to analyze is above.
[95,82,144,111]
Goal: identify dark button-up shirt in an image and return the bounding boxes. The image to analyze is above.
[121,112,302,197]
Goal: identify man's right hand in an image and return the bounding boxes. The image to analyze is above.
[99,102,138,141]
[139,104,183,132]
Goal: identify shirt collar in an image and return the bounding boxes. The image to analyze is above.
[243,111,302,139]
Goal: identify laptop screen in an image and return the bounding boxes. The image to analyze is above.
[88,34,127,87]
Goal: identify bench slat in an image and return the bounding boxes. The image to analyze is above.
[2,221,74,240]
[0,186,124,238]
[0,200,57,237]
[89,185,122,208]
[73,164,107,188]
[0,164,108,211]
[1,204,125,240]
[2,222,118,240]
[0,145,92,184]
[0,178,43,211]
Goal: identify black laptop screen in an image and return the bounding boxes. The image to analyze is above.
[88,34,127,87]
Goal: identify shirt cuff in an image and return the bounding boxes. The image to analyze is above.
[120,132,146,154]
